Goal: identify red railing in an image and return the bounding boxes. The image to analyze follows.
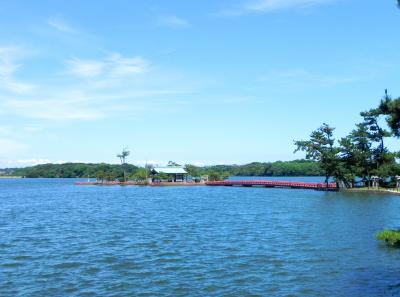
[75,181,137,185]
[206,180,337,189]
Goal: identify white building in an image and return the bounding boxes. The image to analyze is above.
[151,165,187,182]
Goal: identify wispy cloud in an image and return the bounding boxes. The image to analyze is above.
[107,53,150,76]
[13,159,99,167]
[0,48,194,122]
[157,15,190,28]
[3,98,104,121]
[15,159,71,166]
[66,53,150,78]
[0,47,36,94]
[66,58,105,77]
[246,0,331,12]
[221,0,332,16]
[16,158,52,166]
[46,16,77,33]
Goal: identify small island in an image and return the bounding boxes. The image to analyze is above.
[0,159,325,181]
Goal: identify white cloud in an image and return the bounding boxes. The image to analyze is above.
[247,0,331,12]
[158,15,190,28]
[3,97,104,121]
[66,58,105,77]
[107,53,149,76]
[66,53,149,78]
[1,80,35,93]
[0,47,35,94]
[16,159,52,166]
[0,46,194,122]
[2,158,92,168]
[221,0,332,15]
[0,51,154,121]
[0,81,190,122]
[0,52,19,76]
[46,16,77,33]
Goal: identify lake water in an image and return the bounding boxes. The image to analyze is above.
[1,178,400,296]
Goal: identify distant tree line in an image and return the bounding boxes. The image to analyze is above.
[294,91,400,188]
[9,163,139,179]
[184,160,324,179]
[3,159,324,179]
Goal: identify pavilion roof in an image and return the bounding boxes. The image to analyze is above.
[153,167,187,174]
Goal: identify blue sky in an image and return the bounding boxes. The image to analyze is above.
[0,0,399,167]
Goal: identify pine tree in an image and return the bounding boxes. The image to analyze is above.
[294,123,340,188]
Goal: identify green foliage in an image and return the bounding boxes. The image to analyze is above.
[360,108,392,172]
[117,148,130,182]
[221,171,229,180]
[339,123,375,186]
[11,163,139,179]
[153,172,170,181]
[96,170,106,182]
[185,164,201,177]
[294,123,341,185]
[296,92,400,188]
[117,148,130,164]
[131,168,148,181]
[4,160,324,179]
[376,229,400,247]
[198,160,323,177]
[338,135,358,186]
[208,171,229,181]
[379,97,400,137]
[106,172,116,182]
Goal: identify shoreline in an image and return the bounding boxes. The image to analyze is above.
[75,181,207,186]
[340,188,400,196]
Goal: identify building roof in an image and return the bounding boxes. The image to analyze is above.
[153,167,187,174]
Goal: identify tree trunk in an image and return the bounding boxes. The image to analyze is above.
[325,175,329,191]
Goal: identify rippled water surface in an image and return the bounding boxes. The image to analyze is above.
[1,178,400,296]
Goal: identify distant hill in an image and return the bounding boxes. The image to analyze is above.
[1,160,323,178]
[5,163,139,179]
[195,160,324,177]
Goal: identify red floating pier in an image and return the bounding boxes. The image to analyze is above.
[75,181,137,186]
[74,180,338,191]
[206,180,337,191]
